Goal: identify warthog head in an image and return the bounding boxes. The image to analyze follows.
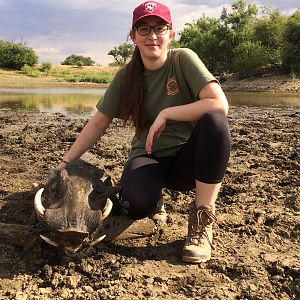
[34,159,121,254]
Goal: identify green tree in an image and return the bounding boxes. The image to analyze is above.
[0,40,38,70]
[218,0,258,71]
[233,41,270,78]
[178,0,296,77]
[220,0,258,33]
[178,0,258,73]
[40,62,52,75]
[252,9,286,66]
[178,16,222,73]
[169,39,181,49]
[108,43,134,65]
[61,54,95,67]
[282,9,300,75]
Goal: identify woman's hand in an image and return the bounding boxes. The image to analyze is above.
[145,82,228,154]
[43,160,67,185]
[145,111,167,154]
[56,160,69,171]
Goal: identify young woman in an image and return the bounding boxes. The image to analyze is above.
[57,1,231,263]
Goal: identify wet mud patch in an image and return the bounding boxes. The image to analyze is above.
[0,106,299,299]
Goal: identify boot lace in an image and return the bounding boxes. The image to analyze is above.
[187,205,217,248]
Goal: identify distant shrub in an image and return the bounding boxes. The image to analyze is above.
[40,62,52,75]
[77,73,113,83]
[21,64,40,77]
[62,71,113,84]
[0,40,39,70]
[61,54,95,67]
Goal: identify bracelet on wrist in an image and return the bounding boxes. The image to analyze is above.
[61,159,70,164]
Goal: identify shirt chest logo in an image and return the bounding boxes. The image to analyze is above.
[166,78,179,95]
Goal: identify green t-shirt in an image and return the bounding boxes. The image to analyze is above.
[96,48,216,160]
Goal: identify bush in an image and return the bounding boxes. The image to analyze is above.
[21,64,40,77]
[40,62,52,75]
[0,40,39,70]
[65,72,113,84]
[282,10,300,75]
[252,10,286,67]
[233,41,271,78]
[78,73,113,83]
[61,54,95,67]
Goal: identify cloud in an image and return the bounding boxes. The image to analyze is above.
[35,47,59,54]
[252,0,299,10]
[0,0,298,65]
[0,0,133,65]
[28,34,118,65]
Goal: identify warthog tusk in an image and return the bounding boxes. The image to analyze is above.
[34,188,45,217]
[102,198,113,220]
[90,235,106,246]
[40,235,59,247]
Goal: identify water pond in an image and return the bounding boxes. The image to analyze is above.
[0,88,299,116]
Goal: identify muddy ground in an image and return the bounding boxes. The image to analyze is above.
[0,104,299,299]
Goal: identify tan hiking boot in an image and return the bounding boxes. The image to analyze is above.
[182,203,217,263]
[149,197,167,224]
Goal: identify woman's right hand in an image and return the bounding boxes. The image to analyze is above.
[56,160,69,171]
[145,111,167,154]
[44,160,68,185]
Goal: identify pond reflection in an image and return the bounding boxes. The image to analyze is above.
[0,89,105,115]
[0,89,299,116]
[226,91,300,107]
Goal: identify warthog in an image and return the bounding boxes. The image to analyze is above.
[34,159,121,254]
[0,159,155,255]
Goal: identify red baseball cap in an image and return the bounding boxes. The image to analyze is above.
[132,1,172,28]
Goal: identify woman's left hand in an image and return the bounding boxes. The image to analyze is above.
[145,112,167,154]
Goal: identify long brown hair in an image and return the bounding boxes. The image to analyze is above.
[120,46,145,138]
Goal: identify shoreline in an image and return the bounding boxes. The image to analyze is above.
[0,71,299,94]
[221,74,300,94]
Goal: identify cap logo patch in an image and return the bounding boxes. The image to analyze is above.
[145,2,157,12]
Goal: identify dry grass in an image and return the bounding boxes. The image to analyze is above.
[0,65,120,88]
[0,66,299,93]
[51,64,120,74]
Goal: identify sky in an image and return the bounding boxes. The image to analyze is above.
[0,0,298,66]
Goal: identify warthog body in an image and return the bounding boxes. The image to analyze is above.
[34,159,121,254]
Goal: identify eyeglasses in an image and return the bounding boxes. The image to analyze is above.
[135,24,171,36]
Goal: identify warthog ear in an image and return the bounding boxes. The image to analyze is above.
[48,168,59,179]
[103,176,113,186]
[47,169,62,194]
[59,168,69,181]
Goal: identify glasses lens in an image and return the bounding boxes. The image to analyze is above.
[154,25,168,35]
[137,25,151,36]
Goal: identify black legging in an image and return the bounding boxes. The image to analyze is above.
[119,112,231,219]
